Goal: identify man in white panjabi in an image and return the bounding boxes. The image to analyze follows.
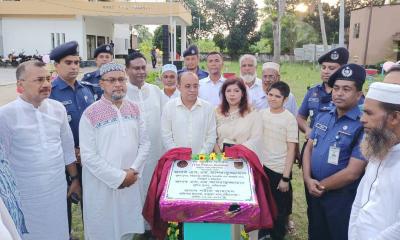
[199,52,225,107]
[239,54,266,110]
[0,60,80,240]
[125,52,164,208]
[349,82,400,239]
[161,71,217,154]
[79,62,150,240]
[161,64,180,100]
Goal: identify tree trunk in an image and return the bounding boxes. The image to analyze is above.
[318,0,328,50]
[273,0,285,63]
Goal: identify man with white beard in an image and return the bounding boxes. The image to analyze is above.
[349,82,400,239]
[239,54,266,110]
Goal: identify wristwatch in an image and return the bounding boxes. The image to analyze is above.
[70,175,79,182]
[282,176,290,182]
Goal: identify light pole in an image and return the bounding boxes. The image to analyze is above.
[339,0,345,47]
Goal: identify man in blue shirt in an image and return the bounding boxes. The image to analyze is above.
[81,44,113,100]
[49,41,94,239]
[297,47,349,138]
[178,45,208,80]
[302,64,367,240]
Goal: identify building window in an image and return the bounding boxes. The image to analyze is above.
[62,33,66,44]
[353,23,360,39]
[56,33,60,46]
[51,33,55,49]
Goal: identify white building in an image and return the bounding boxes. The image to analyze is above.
[0,0,191,60]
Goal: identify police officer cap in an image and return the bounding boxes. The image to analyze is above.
[328,63,366,90]
[318,47,349,65]
[50,41,79,62]
[183,45,199,57]
[94,44,113,58]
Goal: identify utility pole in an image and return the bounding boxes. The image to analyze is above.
[339,0,345,47]
[318,0,328,50]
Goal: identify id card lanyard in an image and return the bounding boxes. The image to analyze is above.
[328,135,340,165]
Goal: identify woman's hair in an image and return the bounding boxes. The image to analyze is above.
[219,78,250,117]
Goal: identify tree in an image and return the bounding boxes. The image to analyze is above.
[213,33,226,52]
[133,25,153,44]
[183,0,214,40]
[206,0,258,57]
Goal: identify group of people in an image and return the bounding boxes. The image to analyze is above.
[0,39,399,240]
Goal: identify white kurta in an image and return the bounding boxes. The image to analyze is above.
[79,97,150,240]
[161,97,217,154]
[199,76,225,107]
[349,143,400,240]
[0,97,75,240]
[126,82,164,204]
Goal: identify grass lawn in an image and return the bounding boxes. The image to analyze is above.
[71,62,343,240]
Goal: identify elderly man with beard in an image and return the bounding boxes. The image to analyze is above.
[302,64,367,240]
[239,54,266,110]
[79,62,150,240]
[261,62,298,115]
[349,82,400,239]
[161,64,180,100]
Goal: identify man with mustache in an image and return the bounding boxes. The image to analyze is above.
[349,82,400,239]
[239,54,266,110]
[297,47,349,138]
[302,64,367,240]
[49,41,94,239]
[199,51,225,107]
[0,60,79,239]
[125,51,164,239]
[79,62,150,240]
[161,64,180,100]
[178,45,209,80]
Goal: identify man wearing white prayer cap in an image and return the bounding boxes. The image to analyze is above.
[261,62,298,115]
[349,82,400,239]
[161,64,180,100]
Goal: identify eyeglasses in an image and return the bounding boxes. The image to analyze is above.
[101,77,127,84]
[262,75,277,81]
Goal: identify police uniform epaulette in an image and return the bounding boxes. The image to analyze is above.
[82,72,94,80]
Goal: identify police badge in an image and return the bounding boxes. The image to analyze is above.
[330,51,339,61]
[342,66,353,77]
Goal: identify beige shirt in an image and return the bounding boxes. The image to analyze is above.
[215,108,263,158]
[261,108,298,174]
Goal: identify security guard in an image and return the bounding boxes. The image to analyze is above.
[81,44,113,100]
[48,41,94,238]
[302,64,367,240]
[178,45,209,79]
[297,47,349,138]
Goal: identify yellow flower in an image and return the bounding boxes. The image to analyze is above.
[175,229,180,236]
[167,227,171,236]
[199,154,206,161]
[222,152,227,160]
[209,152,217,160]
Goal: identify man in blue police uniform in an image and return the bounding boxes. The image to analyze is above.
[178,45,208,80]
[81,44,113,100]
[49,41,95,239]
[302,63,367,240]
[297,47,349,138]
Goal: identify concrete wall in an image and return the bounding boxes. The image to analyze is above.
[349,5,400,65]
[1,16,86,59]
[84,17,113,40]
[113,24,130,56]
